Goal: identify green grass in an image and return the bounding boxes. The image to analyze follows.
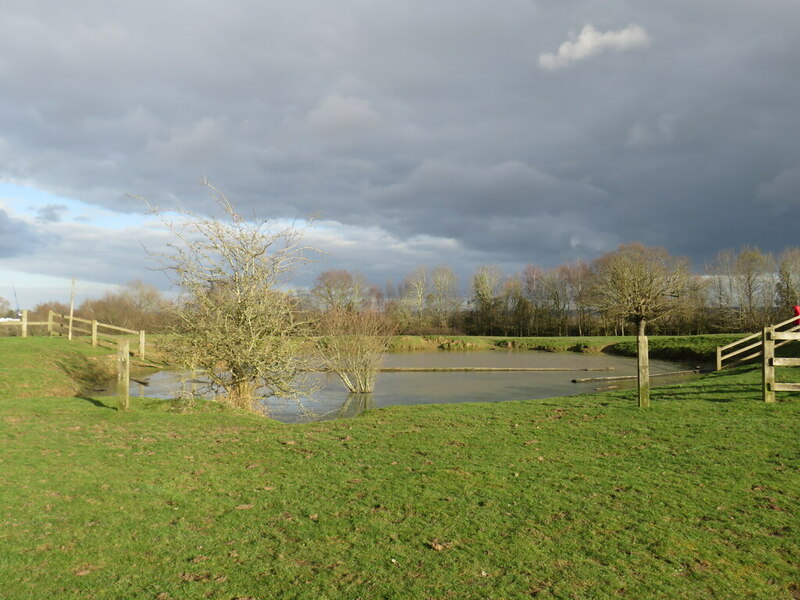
[1,337,799,599]
[388,334,749,364]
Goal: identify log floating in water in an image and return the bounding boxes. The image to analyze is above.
[572,369,700,383]
[378,367,615,373]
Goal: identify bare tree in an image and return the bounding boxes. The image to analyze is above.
[315,309,396,394]
[0,296,12,318]
[147,182,315,412]
[523,265,544,335]
[312,270,367,311]
[80,280,173,332]
[588,243,691,407]
[471,265,503,335]
[777,247,800,309]
[429,265,458,330]
[705,249,738,331]
[734,246,776,330]
[402,267,428,317]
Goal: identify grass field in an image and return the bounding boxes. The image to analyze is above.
[0,337,798,599]
[387,334,747,363]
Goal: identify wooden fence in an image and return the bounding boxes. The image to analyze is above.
[0,309,146,359]
[762,327,800,402]
[716,314,800,371]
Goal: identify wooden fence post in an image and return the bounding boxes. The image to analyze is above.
[637,334,650,408]
[138,330,146,360]
[21,310,28,338]
[715,346,722,372]
[117,340,130,411]
[763,327,776,403]
[47,310,54,336]
[91,321,98,347]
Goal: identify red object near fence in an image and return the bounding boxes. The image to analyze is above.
[793,305,800,326]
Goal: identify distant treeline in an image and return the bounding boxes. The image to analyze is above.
[4,244,799,338]
[296,245,800,337]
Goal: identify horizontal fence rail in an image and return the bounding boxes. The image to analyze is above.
[763,327,800,402]
[716,314,800,371]
[0,309,146,359]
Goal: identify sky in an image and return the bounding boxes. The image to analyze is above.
[1,0,800,308]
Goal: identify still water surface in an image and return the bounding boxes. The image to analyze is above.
[114,351,698,422]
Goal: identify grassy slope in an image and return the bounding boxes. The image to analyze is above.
[0,337,798,599]
[388,334,747,363]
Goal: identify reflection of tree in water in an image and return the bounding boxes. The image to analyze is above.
[335,393,375,419]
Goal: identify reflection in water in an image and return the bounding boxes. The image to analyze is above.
[335,393,375,419]
[106,351,699,423]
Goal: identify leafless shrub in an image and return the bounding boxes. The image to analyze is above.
[145,180,316,413]
[315,309,396,394]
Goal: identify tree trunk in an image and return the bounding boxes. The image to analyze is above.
[637,318,650,408]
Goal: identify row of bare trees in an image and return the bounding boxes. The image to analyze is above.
[300,245,800,338]
[12,280,175,335]
[11,245,796,342]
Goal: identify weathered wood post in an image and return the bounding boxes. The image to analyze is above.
[21,310,28,338]
[637,333,650,408]
[715,346,722,372]
[68,278,76,341]
[763,327,775,403]
[91,321,98,347]
[47,310,53,336]
[138,330,146,360]
[117,340,130,411]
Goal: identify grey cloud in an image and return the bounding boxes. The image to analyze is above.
[1,220,172,290]
[757,165,800,204]
[35,204,67,222]
[1,0,800,280]
[0,208,40,257]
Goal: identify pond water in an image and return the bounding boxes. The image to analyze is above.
[104,350,700,422]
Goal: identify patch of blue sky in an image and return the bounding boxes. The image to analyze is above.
[0,181,151,230]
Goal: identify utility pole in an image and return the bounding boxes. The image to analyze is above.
[68,278,76,341]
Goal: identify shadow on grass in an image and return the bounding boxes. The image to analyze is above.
[74,394,118,410]
[56,353,115,391]
[653,380,762,403]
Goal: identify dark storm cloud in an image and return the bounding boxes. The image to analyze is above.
[1,0,800,279]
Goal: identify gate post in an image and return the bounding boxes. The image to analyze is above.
[763,327,776,403]
[117,340,130,411]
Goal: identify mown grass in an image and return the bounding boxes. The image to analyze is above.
[0,337,798,599]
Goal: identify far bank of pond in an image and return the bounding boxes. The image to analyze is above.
[106,350,701,423]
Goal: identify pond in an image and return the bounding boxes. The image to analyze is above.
[106,350,700,423]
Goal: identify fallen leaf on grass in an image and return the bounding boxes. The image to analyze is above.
[179,572,211,582]
[429,539,453,552]
[766,497,785,511]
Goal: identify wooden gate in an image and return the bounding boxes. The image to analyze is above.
[762,326,800,402]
